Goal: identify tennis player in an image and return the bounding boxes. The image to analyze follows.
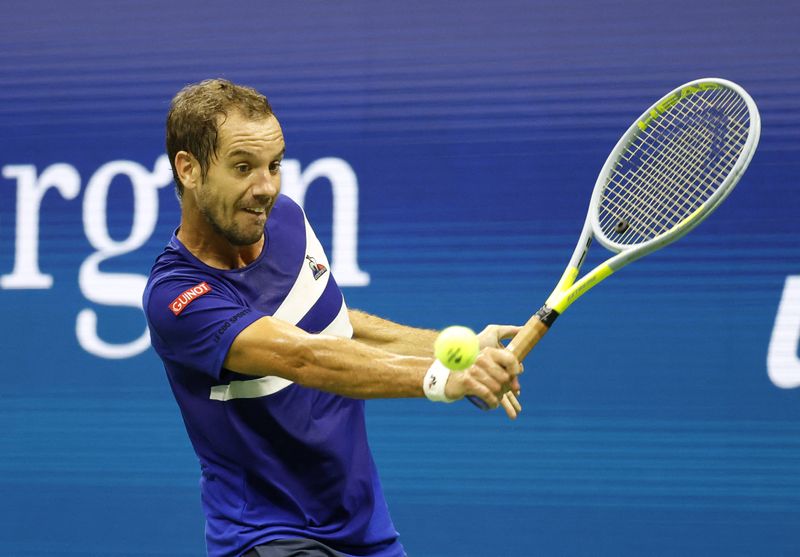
[143,79,522,557]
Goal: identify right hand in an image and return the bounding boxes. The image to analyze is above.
[444,347,522,409]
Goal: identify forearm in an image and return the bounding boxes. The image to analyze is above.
[224,315,521,411]
[349,309,438,357]
[225,316,431,399]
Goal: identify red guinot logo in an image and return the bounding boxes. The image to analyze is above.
[169,282,211,316]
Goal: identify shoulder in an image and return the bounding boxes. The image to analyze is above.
[143,267,255,359]
[142,246,236,324]
[145,274,216,319]
[268,194,306,231]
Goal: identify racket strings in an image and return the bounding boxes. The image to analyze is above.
[605,90,747,242]
[626,92,742,217]
[605,122,717,239]
[603,90,748,243]
[617,89,748,239]
[598,86,750,245]
[607,115,732,242]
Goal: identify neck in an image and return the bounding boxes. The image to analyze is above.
[177,200,264,270]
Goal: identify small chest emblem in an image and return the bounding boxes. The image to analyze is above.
[305,255,328,280]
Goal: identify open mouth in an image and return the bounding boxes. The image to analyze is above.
[242,208,266,215]
[240,197,274,217]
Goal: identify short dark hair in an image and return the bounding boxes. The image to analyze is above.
[166,79,274,199]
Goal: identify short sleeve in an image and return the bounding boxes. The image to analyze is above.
[144,276,265,380]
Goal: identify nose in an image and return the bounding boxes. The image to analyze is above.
[252,168,279,198]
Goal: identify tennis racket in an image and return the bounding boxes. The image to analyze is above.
[471,77,760,410]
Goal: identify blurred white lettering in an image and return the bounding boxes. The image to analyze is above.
[76,155,173,359]
[1,164,81,288]
[767,275,800,389]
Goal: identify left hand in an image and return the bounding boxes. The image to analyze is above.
[477,324,520,350]
[477,324,523,420]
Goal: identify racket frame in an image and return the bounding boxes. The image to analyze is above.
[470,77,760,410]
[544,77,760,318]
[503,78,760,366]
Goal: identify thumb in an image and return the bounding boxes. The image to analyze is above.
[495,325,522,342]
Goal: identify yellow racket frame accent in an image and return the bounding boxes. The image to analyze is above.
[547,264,614,314]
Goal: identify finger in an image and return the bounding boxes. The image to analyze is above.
[473,353,513,394]
[495,325,522,341]
[479,348,522,378]
[470,366,503,397]
[480,368,517,401]
[500,391,522,419]
[477,325,501,349]
[501,394,518,420]
[468,380,500,409]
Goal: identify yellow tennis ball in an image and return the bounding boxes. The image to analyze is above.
[434,326,480,371]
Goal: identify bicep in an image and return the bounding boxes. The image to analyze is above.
[347,308,436,356]
[348,309,371,339]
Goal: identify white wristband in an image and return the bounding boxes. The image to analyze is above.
[423,360,455,403]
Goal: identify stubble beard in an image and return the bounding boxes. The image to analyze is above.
[197,194,264,247]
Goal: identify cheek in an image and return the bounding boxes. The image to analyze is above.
[200,175,226,200]
[197,183,226,214]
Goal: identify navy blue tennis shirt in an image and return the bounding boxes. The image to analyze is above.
[143,195,404,557]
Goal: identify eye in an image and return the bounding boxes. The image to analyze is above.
[235,163,250,174]
[269,161,282,175]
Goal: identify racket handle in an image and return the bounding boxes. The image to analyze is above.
[467,395,490,410]
[466,306,557,411]
[507,305,557,362]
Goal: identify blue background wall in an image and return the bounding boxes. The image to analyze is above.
[1,1,798,555]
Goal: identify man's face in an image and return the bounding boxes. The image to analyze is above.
[195,111,285,246]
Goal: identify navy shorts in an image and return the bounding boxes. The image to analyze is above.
[243,538,346,557]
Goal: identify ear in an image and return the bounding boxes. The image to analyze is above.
[174,151,200,191]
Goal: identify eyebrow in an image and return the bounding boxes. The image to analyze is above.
[227,147,285,160]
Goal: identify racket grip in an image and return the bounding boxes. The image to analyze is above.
[507,306,557,361]
[467,395,490,410]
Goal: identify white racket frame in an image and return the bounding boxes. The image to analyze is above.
[579,77,761,274]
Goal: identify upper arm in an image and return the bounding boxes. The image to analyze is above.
[348,308,370,339]
[346,308,437,356]
[348,308,394,345]
[144,277,265,379]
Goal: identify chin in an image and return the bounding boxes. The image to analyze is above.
[226,230,264,247]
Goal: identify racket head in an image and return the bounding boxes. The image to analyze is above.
[588,78,760,259]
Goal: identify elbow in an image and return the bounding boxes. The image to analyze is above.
[288,334,347,391]
[286,342,316,385]
[268,332,329,386]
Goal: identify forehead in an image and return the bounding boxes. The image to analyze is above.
[216,111,284,157]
